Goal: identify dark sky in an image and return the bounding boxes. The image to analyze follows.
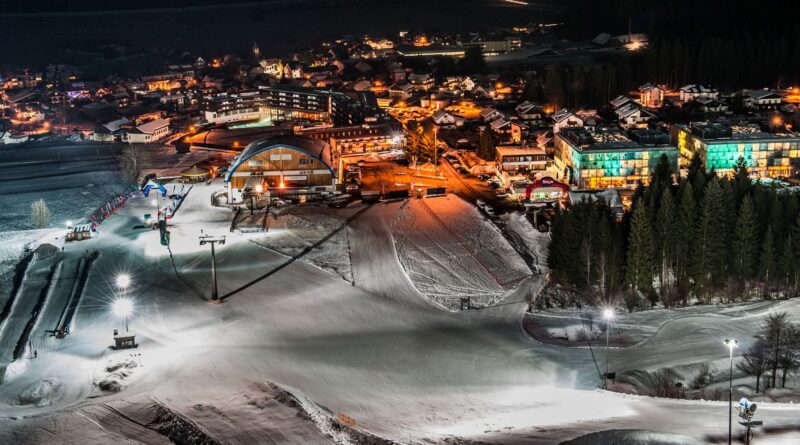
[0,0,563,74]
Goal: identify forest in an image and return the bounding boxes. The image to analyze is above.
[547,156,800,311]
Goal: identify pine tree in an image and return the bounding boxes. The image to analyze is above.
[625,199,655,301]
[732,195,758,281]
[655,187,676,305]
[778,235,794,297]
[674,181,696,304]
[759,225,776,298]
[692,178,727,300]
[732,156,751,206]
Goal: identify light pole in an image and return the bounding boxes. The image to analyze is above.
[113,298,133,332]
[199,234,226,303]
[725,339,738,445]
[114,274,133,332]
[603,308,614,389]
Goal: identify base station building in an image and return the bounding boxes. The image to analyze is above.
[224,135,338,203]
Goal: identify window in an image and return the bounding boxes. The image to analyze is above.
[299,158,313,165]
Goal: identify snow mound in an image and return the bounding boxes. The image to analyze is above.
[16,378,64,407]
[561,429,703,445]
[95,357,138,393]
[391,197,530,309]
[500,211,550,272]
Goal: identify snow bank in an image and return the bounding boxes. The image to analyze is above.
[500,211,550,273]
[562,429,703,445]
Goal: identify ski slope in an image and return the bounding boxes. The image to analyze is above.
[0,180,799,444]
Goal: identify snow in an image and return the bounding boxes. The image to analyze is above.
[391,196,531,309]
[1,149,800,444]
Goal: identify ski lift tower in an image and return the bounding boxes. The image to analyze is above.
[199,234,225,303]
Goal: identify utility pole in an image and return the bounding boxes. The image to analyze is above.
[199,234,226,303]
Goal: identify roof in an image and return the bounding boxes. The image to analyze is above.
[181,166,209,177]
[496,146,545,156]
[226,135,335,182]
[551,109,579,123]
[609,95,631,108]
[748,90,783,100]
[132,118,169,134]
[680,84,718,94]
[103,117,130,133]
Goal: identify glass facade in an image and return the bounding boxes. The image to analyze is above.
[571,147,678,188]
[676,127,800,177]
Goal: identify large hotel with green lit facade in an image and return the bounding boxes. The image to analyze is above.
[672,122,800,178]
[554,127,679,189]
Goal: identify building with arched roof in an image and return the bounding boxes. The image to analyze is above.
[225,135,339,203]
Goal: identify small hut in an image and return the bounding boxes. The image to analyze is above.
[180,165,209,182]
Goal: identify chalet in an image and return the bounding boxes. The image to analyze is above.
[407,73,434,91]
[388,82,413,101]
[744,90,783,110]
[679,84,719,103]
[431,109,465,129]
[479,107,503,122]
[638,83,664,108]
[92,117,131,142]
[551,109,584,134]
[515,101,546,127]
[125,118,171,144]
[490,118,526,144]
[694,97,729,114]
[609,95,632,109]
[615,103,654,128]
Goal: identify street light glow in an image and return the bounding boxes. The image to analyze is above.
[603,308,615,320]
[724,338,738,350]
[112,298,133,318]
[116,274,131,289]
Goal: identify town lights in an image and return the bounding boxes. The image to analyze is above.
[724,339,738,445]
[66,220,73,228]
[255,184,263,193]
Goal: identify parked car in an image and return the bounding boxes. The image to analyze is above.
[346,184,359,193]
[484,205,495,216]
[476,199,486,209]
[356,160,366,167]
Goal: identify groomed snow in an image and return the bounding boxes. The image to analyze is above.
[0,176,799,444]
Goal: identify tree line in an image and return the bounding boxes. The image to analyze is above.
[548,155,800,311]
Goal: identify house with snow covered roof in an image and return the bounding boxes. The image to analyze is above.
[431,109,465,129]
[125,118,171,144]
[615,103,655,129]
[679,84,719,103]
[743,90,784,110]
[551,108,583,134]
[638,83,664,107]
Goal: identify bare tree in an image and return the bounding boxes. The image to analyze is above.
[737,337,769,393]
[119,144,149,185]
[778,325,800,388]
[30,199,51,228]
[764,312,790,389]
[690,363,716,390]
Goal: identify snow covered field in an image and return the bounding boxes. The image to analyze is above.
[1,166,800,444]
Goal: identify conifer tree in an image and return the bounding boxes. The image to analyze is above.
[655,187,676,304]
[732,195,758,281]
[674,181,696,303]
[625,199,655,300]
[693,178,727,299]
[759,225,776,298]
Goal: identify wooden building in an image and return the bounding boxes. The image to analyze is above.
[224,135,338,203]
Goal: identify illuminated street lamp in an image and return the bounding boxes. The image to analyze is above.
[113,298,133,332]
[603,308,615,389]
[116,273,131,290]
[724,339,738,445]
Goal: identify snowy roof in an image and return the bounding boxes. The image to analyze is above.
[747,90,782,100]
[609,95,631,109]
[680,84,717,94]
[132,118,170,135]
[551,109,576,123]
[102,117,130,133]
